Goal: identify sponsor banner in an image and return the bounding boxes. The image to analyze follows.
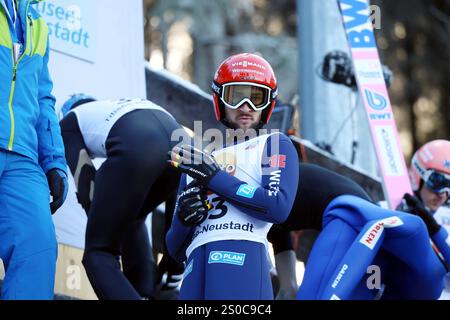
[45,0,146,111]
[36,1,96,63]
[338,0,413,209]
[49,0,146,249]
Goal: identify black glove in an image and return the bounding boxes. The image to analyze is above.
[168,144,221,185]
[176,182,211,226]
[46,169,68,214]
[398,193,441,236]
[75,163,96,214]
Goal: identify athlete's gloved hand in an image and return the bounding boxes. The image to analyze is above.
[154,254,184,299]
[75,163,96,214]
[398,193,441,236]
[177,182,212,226]
[46,168,68,214]
[168,144,221,185]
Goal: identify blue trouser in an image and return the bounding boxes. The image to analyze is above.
[297,195,445,300]
[180,240,273,300]
[0,150,57,299]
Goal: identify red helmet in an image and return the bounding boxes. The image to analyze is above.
[409,139,450,194]
[212,53,278,128]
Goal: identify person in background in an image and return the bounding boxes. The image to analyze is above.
[397,139,450,299]
[269,161,448,300]
[59,96,184,300]
[0,0,68,299]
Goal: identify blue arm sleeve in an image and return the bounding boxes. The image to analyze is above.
[165,174,195,263]
[36,38,67,174]
[207,133,299,224]
[432,227,450,271]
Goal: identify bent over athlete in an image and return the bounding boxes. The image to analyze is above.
[268,163,448,300]
[59,96,183,299]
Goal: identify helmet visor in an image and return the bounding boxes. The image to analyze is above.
[221,82,271,111]
[424,170,450,194]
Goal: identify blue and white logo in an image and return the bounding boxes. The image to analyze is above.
[208,251,246,266]
[365,89,387,111]
[183,259,194,279]
[236,184,256,198]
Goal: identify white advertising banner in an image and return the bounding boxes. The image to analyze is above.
[41,0,147,248]
[43,0,146,108]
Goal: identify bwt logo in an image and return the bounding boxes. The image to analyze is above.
[365,89,387,111]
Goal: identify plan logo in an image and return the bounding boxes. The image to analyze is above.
[208,251,246,266]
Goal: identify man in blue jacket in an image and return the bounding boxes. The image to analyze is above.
[0,0,68,299]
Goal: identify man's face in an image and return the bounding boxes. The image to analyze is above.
[224,102,262,131]
[419,184,448,212]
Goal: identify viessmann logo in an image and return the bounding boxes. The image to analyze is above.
[359,216,403,250]
[231,61,266,70]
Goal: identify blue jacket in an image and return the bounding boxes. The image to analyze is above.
[0,0,66,173]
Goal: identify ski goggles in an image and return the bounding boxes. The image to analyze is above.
[423,170,450,194]
[214,82,277,111]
